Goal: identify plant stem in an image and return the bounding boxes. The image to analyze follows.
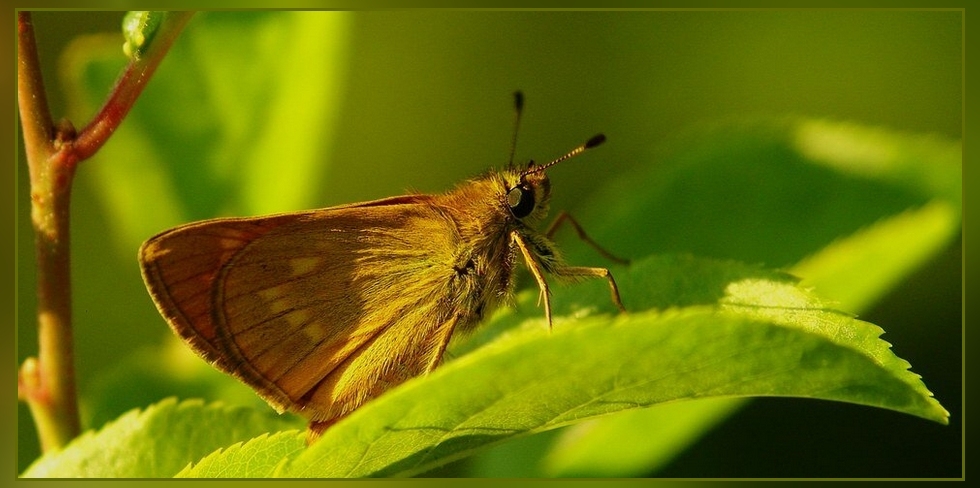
[17,10,80,453]
[16,11,194,452]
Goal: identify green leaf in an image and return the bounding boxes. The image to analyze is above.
[21,398,300,478]
[176,431,307,478]
[248,254,944,478]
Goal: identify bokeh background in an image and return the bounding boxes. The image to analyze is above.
[17,10,961,477]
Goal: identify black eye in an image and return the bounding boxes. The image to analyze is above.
[507,185,535,218]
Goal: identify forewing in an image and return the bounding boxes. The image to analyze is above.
[139,195,465,421]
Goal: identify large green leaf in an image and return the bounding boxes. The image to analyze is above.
[170,254,945,478]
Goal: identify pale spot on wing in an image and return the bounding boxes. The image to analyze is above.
[300,329,327,350]
[287,307,313,328]
[292,311,327,343]
[257,284,293,315]
[290,257,323,277]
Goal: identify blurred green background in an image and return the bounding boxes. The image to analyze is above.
[17,10,960,477]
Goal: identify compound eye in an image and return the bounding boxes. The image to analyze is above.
[507,185,535,218]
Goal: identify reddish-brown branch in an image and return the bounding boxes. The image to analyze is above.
[73,12,193,161]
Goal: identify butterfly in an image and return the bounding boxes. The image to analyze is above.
[139,92,626,439]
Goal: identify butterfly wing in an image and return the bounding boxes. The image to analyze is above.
[139,195,469,422]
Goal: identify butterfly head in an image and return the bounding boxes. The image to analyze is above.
[503,133,605,224]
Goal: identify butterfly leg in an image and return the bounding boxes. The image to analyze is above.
[555,265,626,314]
[511,232,554,329]
[545,211,629,265]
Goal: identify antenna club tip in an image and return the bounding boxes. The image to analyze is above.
[513,91,524,111]
[585,133,606,149]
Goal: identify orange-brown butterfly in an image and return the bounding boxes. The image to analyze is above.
[139,92,626,440]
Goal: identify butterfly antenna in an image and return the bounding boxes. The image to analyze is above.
[521,133,605,177]
[507,91,524,168]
